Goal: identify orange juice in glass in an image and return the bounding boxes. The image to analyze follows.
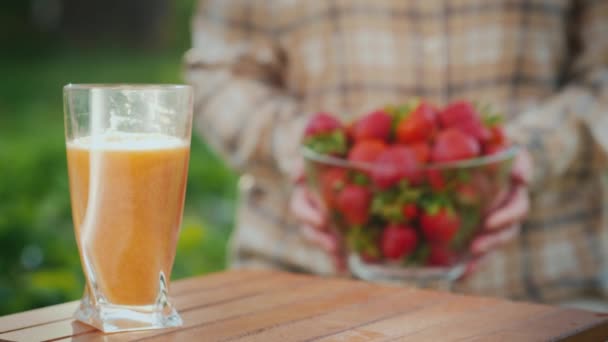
[63,84,193,332]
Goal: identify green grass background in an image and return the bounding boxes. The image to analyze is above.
[0,0,237,315]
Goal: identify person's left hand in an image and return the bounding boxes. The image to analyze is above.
[464,149,533,276]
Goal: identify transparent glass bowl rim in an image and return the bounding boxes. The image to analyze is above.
[64,83,192,91]
[302,144,519,171]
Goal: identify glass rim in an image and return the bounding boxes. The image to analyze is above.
[63,83,192,91]
[302,144,519,170]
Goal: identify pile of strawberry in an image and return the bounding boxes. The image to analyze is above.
[303,100,510,267]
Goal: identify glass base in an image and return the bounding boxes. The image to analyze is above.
[348,254,466,291]
[74,291,182,333]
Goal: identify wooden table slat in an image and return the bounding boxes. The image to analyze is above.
[317,294,503,342]
[0,302,79,335]
[0,270,606,342]
[502,308,608,341]
[385,301,553,341]
[74,277,384,341]
[0,269,271,335]
[231,288,445,342]
[142,283,388,341]
[0,271,309,342]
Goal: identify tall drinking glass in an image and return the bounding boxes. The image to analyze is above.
[63,84,193,332]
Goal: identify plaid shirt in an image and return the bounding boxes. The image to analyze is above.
[185,0,608,302]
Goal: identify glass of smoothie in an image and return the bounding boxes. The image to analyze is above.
[63,84,193,332]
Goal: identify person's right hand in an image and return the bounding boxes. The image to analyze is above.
[289,164,346,272]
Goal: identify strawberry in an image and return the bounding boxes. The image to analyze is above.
[456,119,492,142]
[421,207,461,243]
[304,112,342,137]
[395,102,437,143]
[381,224,418,260]
[371,146,422,189]
[483,126,508,155]
[488,125,506,146]
[402,203,419,220]
[455,183,480,206]
[348,140,387,164]
[319,167,349,208]
[431,128,480,163]
[410,141,431,163]
[438,101,479,128]
[352,110,393,142]
[426,169,446,191]
[439,101,490,142]
[428,244,454,266]
[304,112,347,155]
[484,143,505,156]
[336,184,372,225]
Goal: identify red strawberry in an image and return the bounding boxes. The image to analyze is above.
[348,140,387,164]
[421,207,461,243]
[319,167,349,208]
[439,101,490,141]
[304,112,342,137]
[381,224,418,260]
[426,169,446,191]
[371,146,422,189]
[396,102,437,143]
[438,101,479,128]
[402,203,419,220]
[336,184,372,225]
[483,126,508,155]
[352,110,393,142]
[431,128,480,163]
[410,141,431,163]
[484,143,506,156]
[456,119,492,142]
[304,112,347,155]
[455,183,480,206]
[488,125,506,146]
[428,244,454,266]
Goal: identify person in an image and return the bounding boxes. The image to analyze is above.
[185,0,608,304]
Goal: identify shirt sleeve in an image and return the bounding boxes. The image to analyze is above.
[184,0,307,177]
[506,0,608,191]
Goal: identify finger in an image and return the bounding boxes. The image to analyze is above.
[303,186,326,212]
[302,186,329,223]
[484,186,529,230]
[488,187,510,212]
[512,149,533,185]
[472,223,520,255]
[471,224,520,255]
[290,158,305,183]
[290,187,326,228]
[300,224,337,253]
[325,229,347,273]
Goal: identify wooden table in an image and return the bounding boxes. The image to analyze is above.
[1,270,608,341]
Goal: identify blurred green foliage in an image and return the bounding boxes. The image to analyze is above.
[0,0,237,315]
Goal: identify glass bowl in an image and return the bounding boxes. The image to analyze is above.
[302,145,518,288]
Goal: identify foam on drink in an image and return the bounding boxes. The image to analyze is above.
[68,132,189,151]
